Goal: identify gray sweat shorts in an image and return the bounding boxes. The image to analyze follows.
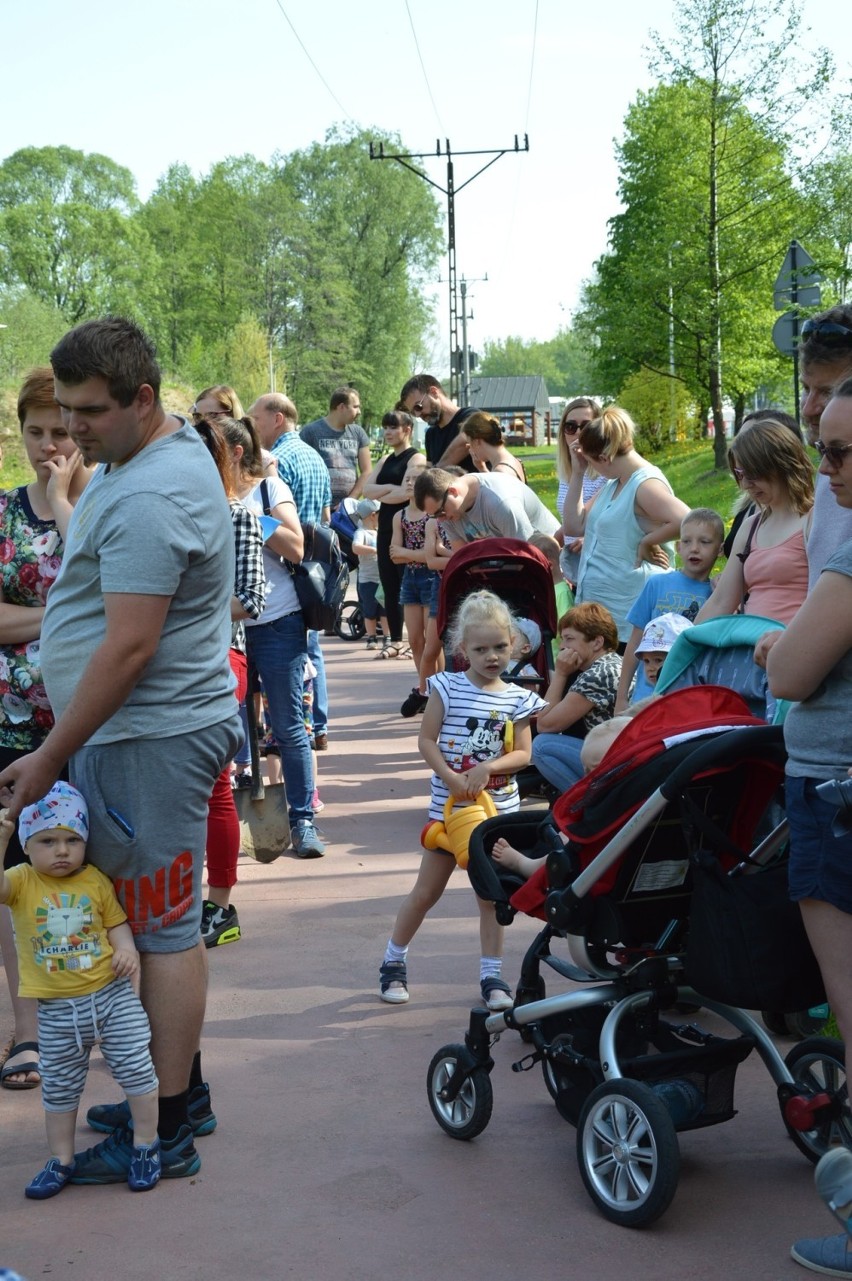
[70,715,242,953]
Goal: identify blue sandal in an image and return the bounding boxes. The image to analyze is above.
[25,1157,75,1200]
[379,960,409,1004]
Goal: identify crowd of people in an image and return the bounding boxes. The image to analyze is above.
[2,307,852,1275]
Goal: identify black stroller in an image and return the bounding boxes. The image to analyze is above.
[424,685,846,1227]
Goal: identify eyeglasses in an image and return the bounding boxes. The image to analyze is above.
[191,409,228,423]
[434,487,451,517]
[800,319,852,343]
[562,419,586,434]
[815,439,852,469]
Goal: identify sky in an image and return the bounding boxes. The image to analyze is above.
[1,0,850,365]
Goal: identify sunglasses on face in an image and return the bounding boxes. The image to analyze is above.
[434,487,451,517]
[191,409,227,423]
[815,439,852,469]
[801,318,852,343]
[732,466,759,484]
[562,419,586,433]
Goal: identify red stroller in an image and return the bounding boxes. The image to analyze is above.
[437,537,557,690]
[425,686,844,1228]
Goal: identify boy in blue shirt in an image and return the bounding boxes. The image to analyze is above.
[615,507,724,710]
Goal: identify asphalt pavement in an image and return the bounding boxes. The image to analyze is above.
[0,631,837,1281]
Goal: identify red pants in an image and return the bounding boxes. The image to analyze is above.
[205,649,247,890]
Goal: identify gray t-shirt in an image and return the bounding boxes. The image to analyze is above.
[785,537,852,780]
[299,418,370,503]
[41,420,236,745]
[807,471,852,591]
[440,473,560,543]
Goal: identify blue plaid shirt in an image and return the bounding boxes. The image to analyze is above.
[271,432,332,525]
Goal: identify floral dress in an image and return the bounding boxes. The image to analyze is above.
[0,487,65,752]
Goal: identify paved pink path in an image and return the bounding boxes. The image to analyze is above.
[0,633,834,1279]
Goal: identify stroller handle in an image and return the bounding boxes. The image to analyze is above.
[658,724,785,803]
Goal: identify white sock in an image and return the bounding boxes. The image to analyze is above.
[384,940,408,965]
[480,956,502,983]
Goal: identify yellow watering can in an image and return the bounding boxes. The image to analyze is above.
[421,791,498,869]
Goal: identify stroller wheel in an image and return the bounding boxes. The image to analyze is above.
[427,1044,493,1141]
[577,1080,680,1228]
[334,600,366,642]
[783,1037,851,1163]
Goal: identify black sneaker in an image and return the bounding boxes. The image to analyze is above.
[70,1124,199,1183]
[86,1081,217,1137]
[200,901,241,948]
[400,688,428,718]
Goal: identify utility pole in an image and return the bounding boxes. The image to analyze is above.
[459,274,487,405]
[369,136,529,401]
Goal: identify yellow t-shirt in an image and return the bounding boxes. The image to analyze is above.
[5,862,127,999]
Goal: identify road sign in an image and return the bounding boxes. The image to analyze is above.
[772,311,801,357]
[774,240,821,310]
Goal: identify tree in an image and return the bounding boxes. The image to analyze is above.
[479,328,596,398]
[0,146,156,324]
[0,290,67,384]
[580,0,837,467]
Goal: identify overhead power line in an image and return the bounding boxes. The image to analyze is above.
[404,0,444,134]
[272,0,354,122]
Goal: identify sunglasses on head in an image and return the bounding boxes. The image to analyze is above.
[801,318,852,343]
[815,439,852,469]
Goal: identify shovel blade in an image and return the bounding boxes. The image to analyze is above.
[233,782,290,864]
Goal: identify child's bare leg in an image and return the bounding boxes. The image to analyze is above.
[126,1087,159,1146]
[492,838,547,880]
[477,894,504,958]
[44,1108,78,1167]
[404,603,427,680]
[389,849,456,948]
[421,616,444,687]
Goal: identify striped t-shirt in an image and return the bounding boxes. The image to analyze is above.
[426,670,546,819]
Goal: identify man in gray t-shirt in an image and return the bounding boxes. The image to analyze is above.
[0,317,241,1182]
[300,385,370,506]
[414,467,560,546]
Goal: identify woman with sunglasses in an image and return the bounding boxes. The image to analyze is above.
[695,419,813,626]
[555,398,605,582]
[768,379,852,1276]
[563,405,689,644]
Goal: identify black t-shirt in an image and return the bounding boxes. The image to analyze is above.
[424,406,477,472]
[375,447,419,535]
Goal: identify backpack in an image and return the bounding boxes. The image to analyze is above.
[260,481,349,631]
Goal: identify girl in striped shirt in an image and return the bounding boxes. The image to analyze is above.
[379,591,545,1010]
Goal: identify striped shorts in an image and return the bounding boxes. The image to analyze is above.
[37,978,158,1113]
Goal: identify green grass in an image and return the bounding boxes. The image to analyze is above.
[516,440,737,525]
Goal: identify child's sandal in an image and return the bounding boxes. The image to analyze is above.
[379,960,409,1004]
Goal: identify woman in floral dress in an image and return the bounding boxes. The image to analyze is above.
[0,367,92,1088]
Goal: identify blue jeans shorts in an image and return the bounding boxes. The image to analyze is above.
[400,565,436,606]
[786,773,852,915]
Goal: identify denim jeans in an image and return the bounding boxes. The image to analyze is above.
[247,612,313,824]
[531,733,585,797]
[307,629,328,736]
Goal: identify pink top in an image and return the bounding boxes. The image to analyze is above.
[744,525,808,625]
